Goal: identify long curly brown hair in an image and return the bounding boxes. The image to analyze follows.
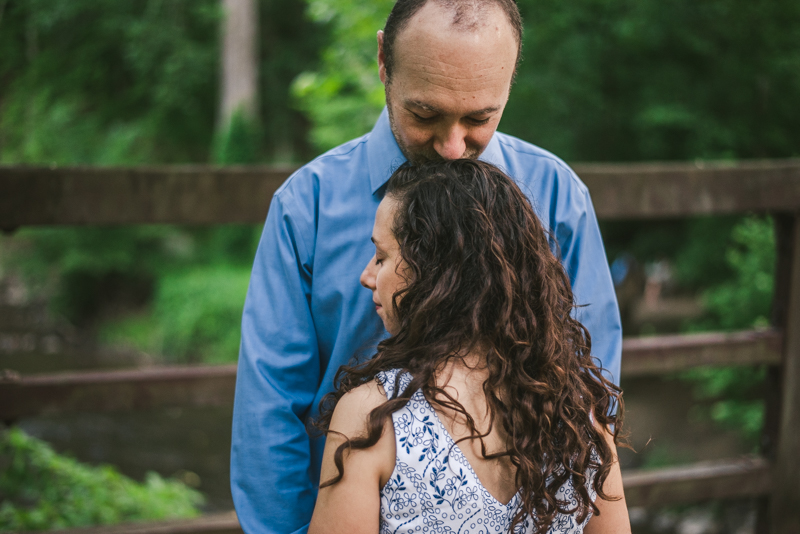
[316,159,624,533]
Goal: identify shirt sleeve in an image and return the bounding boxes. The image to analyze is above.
[231,185,318,534]
[553,174,622,387]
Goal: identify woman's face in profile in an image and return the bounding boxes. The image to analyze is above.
[360,196,408,335]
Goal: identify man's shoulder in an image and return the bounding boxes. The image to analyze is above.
[275,134,370,201]
[493,132,589,195]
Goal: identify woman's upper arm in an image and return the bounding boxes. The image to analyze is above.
[584,424,631,534]
[308,381,396,534]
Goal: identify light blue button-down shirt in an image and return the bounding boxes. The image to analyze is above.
[231,109,622,534]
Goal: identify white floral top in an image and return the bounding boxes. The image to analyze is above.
[377,369,596,534]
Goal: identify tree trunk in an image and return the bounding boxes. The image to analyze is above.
[220,0,258,125]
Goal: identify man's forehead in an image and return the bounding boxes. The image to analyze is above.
[390,3,518,91]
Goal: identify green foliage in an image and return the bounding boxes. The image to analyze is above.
[6,227,182,324]
[5,226,257,362]
[154,266,250,363]
[502,0,800,161]
[678,217,776,448]
[682,366,766,447]
[0,428,203,531]
[0,0,327,164]
[214,108,262,165]
[0,0,221,165]
[702,217,775,330]
[291,0,390,152]
[671,217,740,291]
[101,266,251,364]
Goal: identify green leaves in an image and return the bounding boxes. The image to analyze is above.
[152,266,251,363]
[291,0,391,152]
[703,217,775,331]
[0,428,203,531]
[0,0,220,165]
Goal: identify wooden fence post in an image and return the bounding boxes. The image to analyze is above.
[757,215,794,534]
[771,213,800,533]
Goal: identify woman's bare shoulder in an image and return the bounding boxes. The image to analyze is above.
[329,379,389,438]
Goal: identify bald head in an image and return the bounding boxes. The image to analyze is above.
[381,0,523,83]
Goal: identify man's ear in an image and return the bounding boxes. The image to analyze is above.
[377,30,387,85]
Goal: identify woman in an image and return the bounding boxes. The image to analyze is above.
[309,160,630,534]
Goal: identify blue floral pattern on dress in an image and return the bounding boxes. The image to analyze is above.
[377,369,596,534]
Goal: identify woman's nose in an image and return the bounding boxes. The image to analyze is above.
[360,257,376,289]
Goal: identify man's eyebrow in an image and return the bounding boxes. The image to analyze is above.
[405,100,502,116]
[405,100,442,114]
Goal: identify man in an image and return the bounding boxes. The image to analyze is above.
[231,1,622,532]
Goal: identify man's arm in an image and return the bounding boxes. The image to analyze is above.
[231,186,319,534]
[555,178,622,386]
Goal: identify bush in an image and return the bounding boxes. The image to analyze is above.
[100,265,251,363]
[702,217,775,330]
[679,216,776,448]
[0,428,203,531]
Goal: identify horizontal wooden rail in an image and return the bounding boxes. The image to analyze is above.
[621,328,782,377]
[52,511,242,534]
[623,456,772,507]
[2,159,800,228]
[0,165,293,228]
[0,364,237,420]
[574,159,800,220]
[0,329,780,420]
[37,458,771,533]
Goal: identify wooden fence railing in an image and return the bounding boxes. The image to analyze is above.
[2,159,799,534]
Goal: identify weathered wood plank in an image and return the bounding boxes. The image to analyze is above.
[621,329,782,378]
[0,165,292,229]
[771,215,800,533]
[0,364,237,421]
[755,215,795,534]
[574,159,800,220]
[0,329,780,419]
[49,511,242,534]
[623,457,772,507]
[2,159,800,228]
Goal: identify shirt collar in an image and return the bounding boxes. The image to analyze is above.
[366,107,505,195]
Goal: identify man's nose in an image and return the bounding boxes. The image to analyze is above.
[360,257,376,289]
[433,124,467,160]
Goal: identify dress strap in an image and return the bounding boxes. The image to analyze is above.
[376,368,412,400]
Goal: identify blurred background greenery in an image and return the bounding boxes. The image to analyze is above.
[0,428,203,530]
[0,0,798,528]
